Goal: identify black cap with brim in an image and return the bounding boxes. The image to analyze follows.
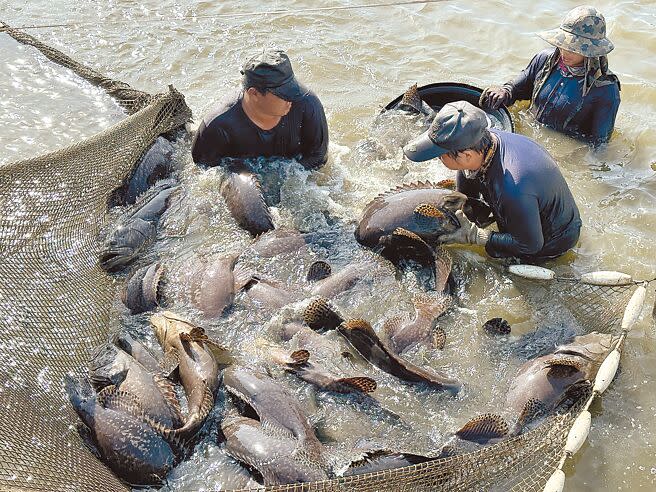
[403,131,449,162]
[268,79,309,102]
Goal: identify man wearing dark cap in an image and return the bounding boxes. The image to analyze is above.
[403,101,581,261]
[192,49,328,170]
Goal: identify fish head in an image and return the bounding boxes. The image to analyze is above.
[87,343,128,389]
[99,218,155,272]
[555,332,615,367]
[150,311,194,351]
[436,191,469,231]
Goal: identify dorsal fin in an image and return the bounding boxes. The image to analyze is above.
[367,181,458,206]
[326,376,377,394]
[303,297,344,331]
[413,293,451,321]
[307,260,332,282]
[289,349,311,365]
[152,373,184,426]
[97,385,145,418]
[455,414,509,444]
[397,83,423,113]
[436,179,456,190]
[545,358,584,378]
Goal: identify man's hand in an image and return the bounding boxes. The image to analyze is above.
[440,210,490,246]
[479,86,512,110]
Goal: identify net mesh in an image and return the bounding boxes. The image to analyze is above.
[0,22,639,492]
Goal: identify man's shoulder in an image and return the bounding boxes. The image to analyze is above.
[295,89,325,111]
[201,88,244,128]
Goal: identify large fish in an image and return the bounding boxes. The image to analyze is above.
[221,413,327,486]
[338,318,461,393]
[124,137,178,205]
[223,365,326,467]
[189,253,253,318]
[355,181,467,249]
[150,311,224,438]
[450,332,615,448]
[270,348,377,395]
[88,341,183,429]
[65,375,179,487]
[100,181,179,272]
[303,298,460,392]
[220,162,274,236]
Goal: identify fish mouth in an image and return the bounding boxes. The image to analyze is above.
[99,247,137,272]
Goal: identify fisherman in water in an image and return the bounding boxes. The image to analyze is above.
[403,101,581,262]
[479,5,620,147]
[191,48,329,170]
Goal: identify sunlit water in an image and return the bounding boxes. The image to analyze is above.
[1,1,655,490]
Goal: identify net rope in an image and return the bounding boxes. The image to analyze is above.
[0,22,645,492]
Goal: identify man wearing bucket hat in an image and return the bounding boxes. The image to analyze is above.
[192,49,328,170]
[403,101,581,261]
[479,5,620,146]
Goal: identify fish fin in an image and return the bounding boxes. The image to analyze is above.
[152,373,184,426]
[368,182,457,205]
[97,386,146,418]
[270,347,310,367]
[327,377,377,394]
[340,318,376,337]
[75,422,102,459]
[436,179,456,190]
[290,349,311,365]
[303,297,344,331]
[545,358,584,378]
[516,398,545,429]
[382,315,406,343]
[432,328,447,350]
[413,292,451,321]
[482,317,512,335]
[233,262,256,292]
[172,380,215,440]
[380,227,434,268]
[432,245,452,292]
[397,83,423,114]
[307,260,332,282]
[455,414,509,444]
[414,203,446,221]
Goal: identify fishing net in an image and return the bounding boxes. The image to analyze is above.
[0,22,644,492]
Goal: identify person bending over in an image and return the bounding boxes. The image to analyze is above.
[403,101,581,262]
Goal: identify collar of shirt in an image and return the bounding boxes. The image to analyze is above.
[462,133,499,180]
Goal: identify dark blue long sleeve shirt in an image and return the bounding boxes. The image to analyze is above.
[506,48,620,145]
[191,88,329,170]
[457,129,581,260]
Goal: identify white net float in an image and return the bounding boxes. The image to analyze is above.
[580,271,632,286]
[593,349,621,394]
[507,265,556,281]
[564,410,591,455]
[621,283,647,331]
[542,468,565,492]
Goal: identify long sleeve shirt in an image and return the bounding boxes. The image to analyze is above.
[456,129,581,260]
[504,48,620,146]
[191,88,329,170]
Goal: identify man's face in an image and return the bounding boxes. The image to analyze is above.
[439,150,482,171]
[250,89,292,117]
[559,48,585,68]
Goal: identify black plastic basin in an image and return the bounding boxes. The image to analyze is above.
[384,82,514,133]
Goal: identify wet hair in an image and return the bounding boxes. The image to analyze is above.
[444,130,493,160]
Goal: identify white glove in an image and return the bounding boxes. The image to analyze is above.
[440,210,490,246]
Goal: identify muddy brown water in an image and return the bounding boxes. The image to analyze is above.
[1,1,655,490]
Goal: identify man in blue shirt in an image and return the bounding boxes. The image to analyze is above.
[480,6,620,147]
[403,101,581,261]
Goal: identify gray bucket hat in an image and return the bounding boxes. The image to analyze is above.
[241,49,308,102]
[537,5,614,57]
